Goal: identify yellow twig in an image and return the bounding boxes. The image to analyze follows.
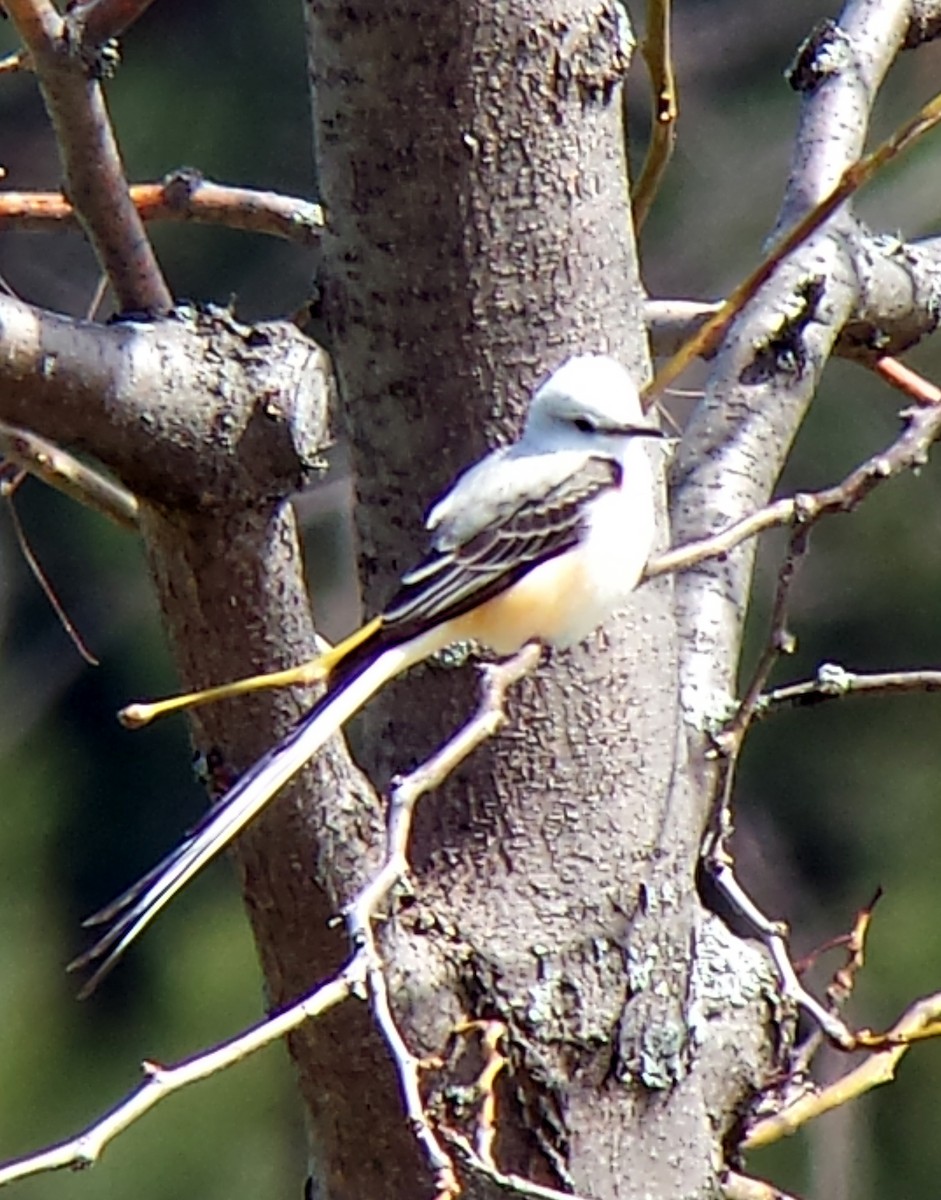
[743,991,941,1150]
[632,0,677,230]
[644,87,941,407]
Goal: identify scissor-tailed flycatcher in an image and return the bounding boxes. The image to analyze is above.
[71,353,663,995]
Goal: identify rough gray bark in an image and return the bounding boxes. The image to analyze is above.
[672,0,938,732]
[303,1,769,1196]
[1,0,941,1198]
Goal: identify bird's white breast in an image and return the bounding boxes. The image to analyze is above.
[553,442,657,647]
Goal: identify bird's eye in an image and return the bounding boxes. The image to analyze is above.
[573,416,596,433]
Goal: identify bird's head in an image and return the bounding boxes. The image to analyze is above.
[522,354,664,455]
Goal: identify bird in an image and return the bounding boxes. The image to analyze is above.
[70,353,664,995]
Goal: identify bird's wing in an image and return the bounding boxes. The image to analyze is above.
[378,452,621,639]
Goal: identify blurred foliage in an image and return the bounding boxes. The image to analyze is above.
[0,2,940,1199]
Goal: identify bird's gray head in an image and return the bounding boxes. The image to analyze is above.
[521,354,663,454]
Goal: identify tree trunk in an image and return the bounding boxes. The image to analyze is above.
[297,1,772,1195]
[5,1,941,1197]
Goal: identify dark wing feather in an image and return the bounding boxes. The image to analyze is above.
[380,455,621,642]
[328,455,621,685]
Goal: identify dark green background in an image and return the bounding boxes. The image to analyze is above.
[0,3,939,1198]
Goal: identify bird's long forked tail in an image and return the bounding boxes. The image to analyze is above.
[70,640,416,997]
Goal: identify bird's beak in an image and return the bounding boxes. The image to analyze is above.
[624,422,667,439]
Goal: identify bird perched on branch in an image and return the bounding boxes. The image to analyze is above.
[72,353,664,995]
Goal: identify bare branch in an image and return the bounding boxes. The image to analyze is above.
[66,0,160,46]
[3,482,100,664]
[0,173,325,247]
[646,223,941,367]
[722,1170,803,1200]
[0,420,138,528]
[0,296,329,507]
[444,1131,595,1200]
[5,0,172,311]
[671,0,934,733]
[351,914,458,1198]
[715,522,808,754]
[704,861,855,1048]
[875,354,941,404]
[632,0,677,229]
[761,665,941,715]
[644,298,721,359]
[743,990,941,1150]
[0,972,354,1187]
[693,522,869,1051]
[649,386,941,586]
[350,644,543,921]
[787,890,882,1077]
[0,642,542,1190]
[343,644,543,1193]
[645,81,941,404]
[454,1020,508,1166]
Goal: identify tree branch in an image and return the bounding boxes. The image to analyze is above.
[66,0,160,47]
[5,0,172,311]
[0,644,543,1194]
[722,1171,803,1200]
[0,974,354,1189]
[0,296,328,506]
[645,74,941,405]
[646,224,941,366]
[632,0,677,230]
[0,173,325,246]
[759,664,941,714]
[647,385,941,584]
[0,420,138,527]
[743,990,941,1150]
[670,0,930,734]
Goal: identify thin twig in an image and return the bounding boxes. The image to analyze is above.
[696,513,872,1052]
[697,523,814,1026]
[352,644,543,920]
[0,973,354,1187]
[351,913,459,1199]
[5,0,172,312]
[715,521,810,755]
[789,889,882,1078]
[690,367,941,1051]
[632,0,677,230]
[0,644,542,1190]
[86,273,109,320]
[743,990,941,1150]
[705,861,856,1049]
[645,298,941,371]
[722,1169,803,1200]
[0,175,325,247]
[643,85,941,404]
[760,665,941,716]
[447,1019,509,1167]
[646,389,941,582]
[5,487,100,665]
[875,355,941,405]
[443,1130,595,1200]
[697,451,888,1050]
[0,420,139,530]
[343,643,543,1195]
